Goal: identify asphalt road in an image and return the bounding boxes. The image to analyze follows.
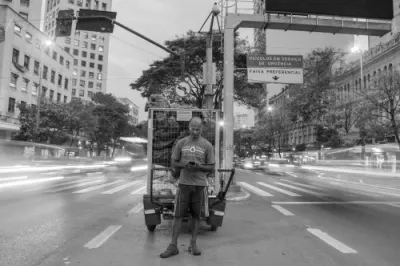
[1,163,400,265]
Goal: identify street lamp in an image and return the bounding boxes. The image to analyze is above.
[35,39,53,136]
[351,45,364,90]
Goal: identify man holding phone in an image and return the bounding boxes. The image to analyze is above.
[160,117,215,258]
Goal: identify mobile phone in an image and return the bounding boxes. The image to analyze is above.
[188,161,195,166]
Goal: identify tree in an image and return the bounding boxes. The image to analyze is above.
[234,128,255,157]
[66,98,98,146]
[357,69,400,149]
[130,31,265,110]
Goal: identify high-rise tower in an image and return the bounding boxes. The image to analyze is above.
[43,0,112,101]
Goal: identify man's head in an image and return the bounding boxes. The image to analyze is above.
[189,117,203,139]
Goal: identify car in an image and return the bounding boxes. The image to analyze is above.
[241,159,263,170]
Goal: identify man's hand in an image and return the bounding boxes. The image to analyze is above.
[186,163,213,172]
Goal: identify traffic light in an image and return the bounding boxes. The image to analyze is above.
[55,10,74,37]
[76,9,117,33]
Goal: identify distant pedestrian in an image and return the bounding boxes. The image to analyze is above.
[160,117,215,258]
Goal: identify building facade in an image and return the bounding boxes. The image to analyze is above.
[234,113,249,129]
[0,4,73,139]
[117,97,139,125]
[0,0,44,29]
[43,0,112,101]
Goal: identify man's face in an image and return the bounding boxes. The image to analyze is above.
[189,123,202,139]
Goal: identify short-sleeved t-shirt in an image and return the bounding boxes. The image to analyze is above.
[171,136,215,186]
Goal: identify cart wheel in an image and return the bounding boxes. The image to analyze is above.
[210,225,218,232]
[147,225,156,232]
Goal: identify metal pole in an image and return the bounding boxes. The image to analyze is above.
[360,52,364,90]
[205,15,215,110]
[35,47,43,135]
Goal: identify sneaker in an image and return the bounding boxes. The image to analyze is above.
[160,244,179,258]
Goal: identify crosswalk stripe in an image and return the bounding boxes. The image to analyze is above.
[131,185,147,195]
[274,182,326,197]
[281,180,328,191]
[84,225,122,249]
[307,228,357,254]
[102,180,143,194]
[47,179,104,193]
[72,180,124,194]
[257,182,301,197]
[237,182,273,197]
[25,178,91,192]
[271,205,295,216]
[285,172,298,178]
[127,203,144,215]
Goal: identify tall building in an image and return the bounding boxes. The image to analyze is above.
[0,4,73,139]
[117,97,139,125]
[234,113,249,129]
[0,0,44,29]
[43,0,112,101]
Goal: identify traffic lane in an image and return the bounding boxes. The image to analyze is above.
[0,173,144,266]
[37,199,367,266]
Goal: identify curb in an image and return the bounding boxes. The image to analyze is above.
[226,190,251,202]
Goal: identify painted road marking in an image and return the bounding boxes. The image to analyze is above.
[387,203,400,208]
[307,228,357,254]
[84,225,122,249]
[281,180,328,191]
[47,179,104,193]
[131,185,147,195]
[72,180,124,193]
[271,205,294,216]
[24,178,89,192]
[0,176,28,182]
[102,180,143,194]
[127,203,144,215]
[272,201,400,205]
[237,182,273,197]
[275,182,326,197]
[257,182,301,197]
[285,172,298,178]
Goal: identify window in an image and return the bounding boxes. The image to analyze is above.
[97,73,102,80]
[88,81,94,88]
[12,48,20,63]
[64,47,70,53]
[74,59,78,66]
[98,64,102,72]
[85,0,91,7]
[64,96,67,103]
[72,79,77,86]
[73,68,77,75]
[19,12,29,20]
[51,70,56,83]
[66,61,70,69]
[50,90,54,101]
[32,83,39,95]
[42,86,48,97]
[64,78,69,90]
[20,100,26,109]
[60,56,64,65]
[91,34,97,41]
[83,32,88,39]
[35,39,41,49]
[91,44,96,50]
[94,0,99,9]
[81,60,86,67]
[52,51,57,60]
[74,40,80,46]
[82,41,88,48]
[89,72,94,79]
[44,47,50,55]
[25,32,32,42]
[75,30,80,37]
[24,55,30,69]
[65,37,71,44]
[73,49,79,56]
[58,74,62,86]
[98,45,104,52]
[43,66,48,79]
[80,80,85,87]
[10,73,18,88]
[88,91,93,98]
[89,62,95,68]
[80,70,86,77]
[57,93,61,102]
[102,3,107,10]
[79,89,85,96]
[34,61,40,75]
[77,0,82,7]
[98,55,103,61]
[8,98,16,113]
[21,78,29,91]
[82,51,87,57]
[96,82,102,90]
[14,25,22,35]
[72,89,76,96]
[21,0,30,7]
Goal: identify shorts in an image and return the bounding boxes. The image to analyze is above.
[173,184,205,218]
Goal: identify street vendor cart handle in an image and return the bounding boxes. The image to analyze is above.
[213,168,236,205]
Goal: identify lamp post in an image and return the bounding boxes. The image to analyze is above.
[351,45,364,90]
[35,40,53,135]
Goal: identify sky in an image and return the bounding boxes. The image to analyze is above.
[106,0,361,123]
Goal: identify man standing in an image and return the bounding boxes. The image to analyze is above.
[160,117,215,258]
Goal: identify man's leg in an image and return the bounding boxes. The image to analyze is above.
[188,186,205,256]
[160,185,189,258]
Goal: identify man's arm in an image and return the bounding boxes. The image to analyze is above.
[171,139,186,169]
[171,160,187,169]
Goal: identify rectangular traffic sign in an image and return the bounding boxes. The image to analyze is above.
[247,54,304,84]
